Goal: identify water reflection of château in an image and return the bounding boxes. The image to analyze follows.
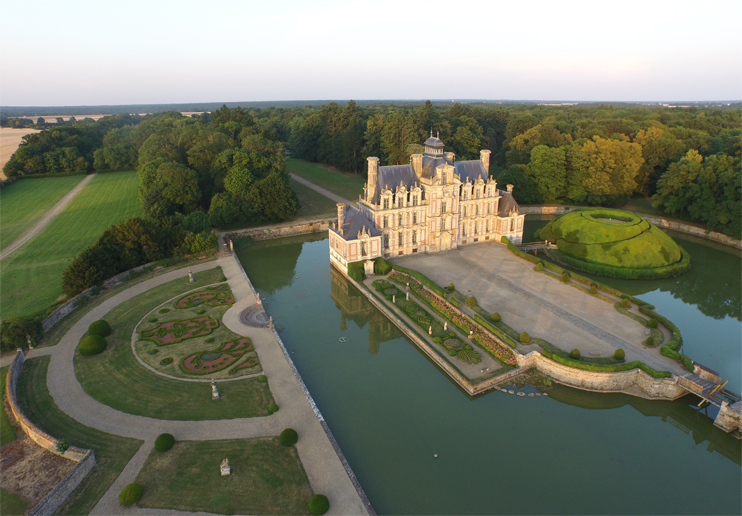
[330,267,401,354]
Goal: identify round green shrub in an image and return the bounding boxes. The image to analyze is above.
[79,335,107,356]
[589,285,598,295]
[258,374,267,382]
[220,276,227,282]
[570,349,581,359]
[148,348,158,355]
[561,272,570,283]
[56,438,70,453]
[448,283,455,291]
[614,348,625,360]
[644,336,654,346]
[519,332,530,344]
[205,337,214,343]
[88,320,112,337]
[491,312,501,322]
[465,296,478,307]
[464,344,472,350]
[197,309,206,314]
[268,403,279,413]
[159,308,170,314]
[148,317,158,323]
[119,483,143,506]
[432,337,442,344]
[160,357,173,365]
[648,318,658,328]
[620,298,631,308]
[308,494,330,515]
[280,428,299,446]
[535,262,544,271]
[447,349,457,356]
[155,433,175,452]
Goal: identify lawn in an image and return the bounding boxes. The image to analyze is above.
[0,487,28,516]
[290,178,338,220]
[0,171,142,319]
[74,267,274,420]
[1,366,17,446]
[135,438,313,515]
[0,175,85,250]
[16,356,142,516]
[287,158,365,201]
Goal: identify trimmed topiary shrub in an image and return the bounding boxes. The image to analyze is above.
[79,335,107,356]
[309,494,330,515]
[620,298,631,308]
[519,332,530,344]
[561,272,570,283]
[535,262,544,271]
[159,358,173,365]
[88,320,112,337]
[448,283,455,291]
[432,337,442,344]
[589,285,598,295]
[347,261,365,282]
[205,337,215,343]
[373,257,392,275]
[465,296,478,307]
[268,403,279,413]
[447,349,457,356]
[197,309,206,314]
[682,355,694,372]
[56,438,69,453]
[280,428,299,446]
[258,374,267,382]
[148,317,158,323]
[648,318,658,328]
[120,483,143,506]
[159,308,170,314]
[614,349,625,360]
[491,312,501,322]
[155,433,175,452]
[570,349,581,359]
[645,336,654,346]
[220,276,227,282]
[147,348,158,355]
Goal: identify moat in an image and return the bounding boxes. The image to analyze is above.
[235,224,741,515]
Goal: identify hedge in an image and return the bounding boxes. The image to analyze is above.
[119,483,143,506]
[541,349,672,378]
[87,320,112,337]
[472,314,518,348]
[374,257,392,275]
[450,297,461,308]
[501,236,540,264]
[391,265,448,298]
[79,335,107,355]
[280,428,299,446]
[347,261,365,282]
[549,247,692,280]
[155,433,174,452]
[309,494,330,515]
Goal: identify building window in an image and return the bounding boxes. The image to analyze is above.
[462,225,466,237]
[383,198,389,209]
[412,231,417,244]
[361,241,367,256]
[413,211,417,224]
[463,206,467,217]
[383,216,388,229]
[510,218,514,232]
[398,232,403,247]
[412,195,418,206]
[398,214,403,226]
[441,201,446,213]
[476,205,479,216]
[474,223,478,236]
[383,234,389,248]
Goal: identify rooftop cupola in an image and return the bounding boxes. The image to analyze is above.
[424,130,445,157]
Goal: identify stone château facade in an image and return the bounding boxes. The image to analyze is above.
[329,135,524,270]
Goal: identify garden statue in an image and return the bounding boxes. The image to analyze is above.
[444,322,447,331]
[221,458,231,476]
[269,316,273,329]
[406,292,409,301]
[428,326,432,335]
[469,330,473,339]
[211,380,220,400]
[256,292,261,305]
[392,295,396,303]
[188,269,194,283]
[26,333,34,350]
[406,282,410,290]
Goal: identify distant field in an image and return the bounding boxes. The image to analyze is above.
[0,128,41,180]
[0,176,85,250]
[290,178,337,220]
[0,172,142,319]
[287,158,365,201]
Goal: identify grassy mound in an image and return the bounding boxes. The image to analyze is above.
[539,208,689,278]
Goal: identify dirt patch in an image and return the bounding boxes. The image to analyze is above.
[0,425,76,509]
[0,128,41,180]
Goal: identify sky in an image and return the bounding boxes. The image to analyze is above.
[1,0,740,106]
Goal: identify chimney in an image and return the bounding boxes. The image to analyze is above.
[444,152,455,163]
[411,154,423,177]
[367,157,379,202]
[337,203,345,232]
[480,150,491,172]
[506,184,514,194]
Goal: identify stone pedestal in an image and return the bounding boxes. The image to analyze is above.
[221,458,231,476]
[211,381,220,400]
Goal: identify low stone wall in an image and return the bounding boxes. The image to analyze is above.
[520,205,742,249]
[5,350,97,515]
[517,352,686,400]
[225,219,331,243]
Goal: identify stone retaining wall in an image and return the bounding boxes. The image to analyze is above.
[225,219,331,243]
[5,350,97,515]
[519,205,741,249]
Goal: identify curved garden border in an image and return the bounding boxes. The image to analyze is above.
[129,283,264,383]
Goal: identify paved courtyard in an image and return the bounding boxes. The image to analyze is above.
[394,243,686,376]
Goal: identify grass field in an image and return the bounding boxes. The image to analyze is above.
[74,267,274,420]
[0,171,142,319]
[0,175,85,250]
[290,178,338,220]
[287,158,365,201]
[16,356,142,516]
[0,487,28,516]
[135,438,313,515]
[1,366,17,446]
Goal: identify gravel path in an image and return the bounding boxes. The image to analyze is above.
[289,173,355,206]
[0,173,95,261]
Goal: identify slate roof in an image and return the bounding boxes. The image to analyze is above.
[421,156,449,179]
[373,165,417,203]
[333,205,380,241]
[454,160,488,183]
[497,190,520,216]
[424,136,444,148]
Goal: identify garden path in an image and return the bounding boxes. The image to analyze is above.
[27,256,370,516]
[0,173,95,261]
[290,173,355,206]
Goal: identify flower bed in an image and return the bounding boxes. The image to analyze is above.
[180,337,258,374]
[175,287,235,309]
[139,316,219,346]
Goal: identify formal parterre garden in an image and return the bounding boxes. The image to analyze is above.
[135,284,262,379]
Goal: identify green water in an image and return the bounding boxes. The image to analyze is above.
[236,232,741,515]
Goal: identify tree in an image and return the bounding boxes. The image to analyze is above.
[249,171,299,220]
[577,136,644,203]
[497,165,543,204]
[223,166,255,198]
[528,145,567,202]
